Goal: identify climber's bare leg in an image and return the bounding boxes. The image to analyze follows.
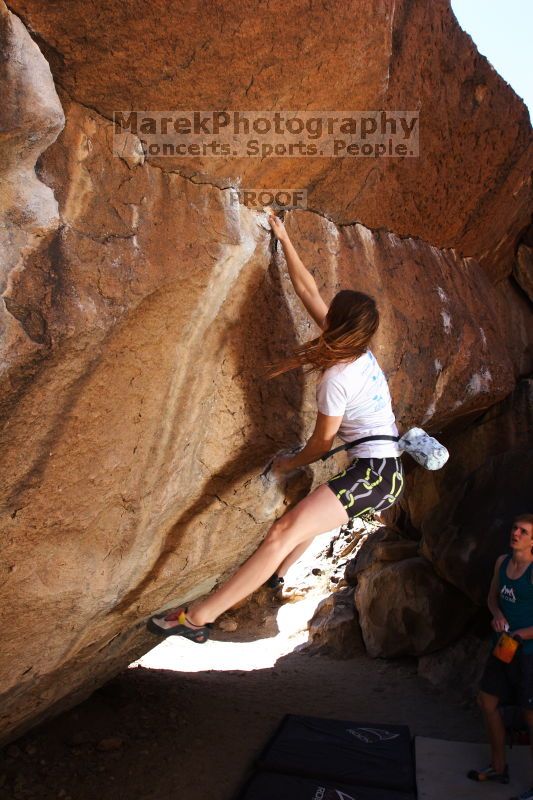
[276,538,316,578]
[186,484,349,626]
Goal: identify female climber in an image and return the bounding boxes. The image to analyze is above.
[147,211,405,642]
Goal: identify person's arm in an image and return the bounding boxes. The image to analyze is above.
[280,369,347,469]
[488,555,508,632]
[281,410,343,470]
[511,625,533,640]
[268,212,329,329]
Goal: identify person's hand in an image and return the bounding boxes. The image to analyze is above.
[270,452,297,478]
[266,210,289,243]
[491,612,509,633]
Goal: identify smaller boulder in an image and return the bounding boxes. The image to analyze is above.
[373,540,420,563]
[344,527,401,584]
[355,557,475,657]
[305,586,364,658]
[344,528,419,586]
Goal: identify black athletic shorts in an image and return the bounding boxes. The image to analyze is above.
[480,650,533,709]
[325,455,404,520]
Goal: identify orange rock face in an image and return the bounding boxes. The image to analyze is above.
[5,0,532,279]
[0,0,531,742]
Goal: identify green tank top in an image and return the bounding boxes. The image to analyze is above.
[497,555,533,655]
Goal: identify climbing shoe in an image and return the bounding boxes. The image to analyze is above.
[467,764,510,784]
[266,573,284,590]
[147,607,212,643]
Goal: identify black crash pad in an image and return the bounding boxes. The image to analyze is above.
[239,771,417,799]
[256,715,415,792]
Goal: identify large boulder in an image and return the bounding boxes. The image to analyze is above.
[305,586,365,658]
[0,0,531,743]
[355,557,476,657]
[5,0,533,279]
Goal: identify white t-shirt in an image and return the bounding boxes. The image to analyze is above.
[316,350,402,459]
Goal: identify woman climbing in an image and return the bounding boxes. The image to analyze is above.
[147,211,405,642]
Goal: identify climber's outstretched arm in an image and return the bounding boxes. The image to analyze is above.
[268,212,328,330]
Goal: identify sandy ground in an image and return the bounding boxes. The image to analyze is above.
[0,529,487,800]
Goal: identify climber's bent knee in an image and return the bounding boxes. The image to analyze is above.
[263,517,299,551]
[262,527,310,567]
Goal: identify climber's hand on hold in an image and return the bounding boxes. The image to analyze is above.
[266,208,289,243]
[270,452,297,478]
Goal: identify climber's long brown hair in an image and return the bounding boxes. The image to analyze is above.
[263,289,380,379]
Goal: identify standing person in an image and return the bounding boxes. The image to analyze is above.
[148,211,404,642]
[468,513,533,800]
